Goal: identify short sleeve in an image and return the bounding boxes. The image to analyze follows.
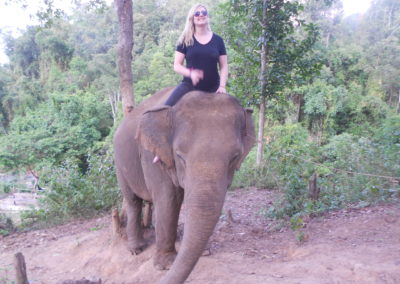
[219,37,227,56]
[176,43,187,54]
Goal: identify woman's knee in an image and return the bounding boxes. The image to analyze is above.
[165,83,193,106]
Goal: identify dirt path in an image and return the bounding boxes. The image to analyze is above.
[1,188,399,284]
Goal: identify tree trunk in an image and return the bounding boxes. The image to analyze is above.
[115,0,137,230]
[108,91,121,125]
[256,97,266,165]
[325,32,331,48]
[256,0,268,166]
[308,173,320,200]
[115,0,134,115]
[14,252,29,284]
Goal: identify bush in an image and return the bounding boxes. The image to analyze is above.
[21,145,120,226]
[231,148,277,189]
[0,182,12,194]
[0,213,14,236]
[235,122,399,220]
[233,123,320,217]
[320,133,399,206]
[373,114,400,157]
[262,124,319,218]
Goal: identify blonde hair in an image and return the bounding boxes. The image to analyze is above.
[177,3,211,47]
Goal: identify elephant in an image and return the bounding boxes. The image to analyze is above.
[113,87,255,284]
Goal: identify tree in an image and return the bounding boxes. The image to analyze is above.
[115,0,134,114]
[359,0,400,109]
[220,0,320,165]
[0,91,112,171]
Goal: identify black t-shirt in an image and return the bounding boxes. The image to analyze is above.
[176,33,227,92]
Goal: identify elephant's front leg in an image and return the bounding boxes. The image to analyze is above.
[153,188,184,270]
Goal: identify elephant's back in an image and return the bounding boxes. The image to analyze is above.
[135,87,174,115]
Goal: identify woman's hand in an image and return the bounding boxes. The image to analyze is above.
[216,86,226,94]
[190,69,204,86]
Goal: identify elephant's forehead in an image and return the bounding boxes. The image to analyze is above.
[173,92,244,138]
[176,94,241,119]
[177,91,241,112]
[174,109,242,146]
[176,107,241,131]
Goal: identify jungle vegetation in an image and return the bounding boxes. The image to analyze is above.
[0,0,398,231]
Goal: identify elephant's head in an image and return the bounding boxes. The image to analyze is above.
[136,91,255,283]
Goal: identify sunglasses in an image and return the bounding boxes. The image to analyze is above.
[194,10,208,17]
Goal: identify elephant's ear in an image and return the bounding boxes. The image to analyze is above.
[136,106,174,169]
[237,108,256,170]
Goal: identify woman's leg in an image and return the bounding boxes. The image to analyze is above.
[152,83,194,164]
[165,82,194,106]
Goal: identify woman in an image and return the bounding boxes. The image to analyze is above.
[153,4,229,164]
[164,3,229,106]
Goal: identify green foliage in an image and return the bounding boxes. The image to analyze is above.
[219,0,321,105]
[234,124,318,217]
[134,45,180,102]
[0,91,113,170]
[360,0,400,107]
[231,148,276,189]
[0,181,12,194]
[234,123,399,219]
[36,29,74,71]
[21,146,120,226]
[296,79,348,141]
[0,0,399,227]
[263,124,319,218]
[0,213,14,236]
[318,133,399,206]
[347,95,389,136]
[374,115,400,152]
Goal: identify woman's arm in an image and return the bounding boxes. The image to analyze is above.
[173,51,203,86]
[216,55,228,93]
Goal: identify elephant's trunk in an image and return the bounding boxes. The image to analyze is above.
[157,179,227,284]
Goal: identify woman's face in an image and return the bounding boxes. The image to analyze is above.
[193,6,208,26]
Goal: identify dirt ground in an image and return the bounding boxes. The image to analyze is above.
[1,188,400,284]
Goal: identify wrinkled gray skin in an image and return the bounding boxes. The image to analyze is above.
[113,87,255,284]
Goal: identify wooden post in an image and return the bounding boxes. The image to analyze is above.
[14,252,29,284]
[308,172,320,200]
[112,208,122,239]
[227,209,237,225]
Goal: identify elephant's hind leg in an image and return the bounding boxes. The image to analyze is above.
[117,171,147,254]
